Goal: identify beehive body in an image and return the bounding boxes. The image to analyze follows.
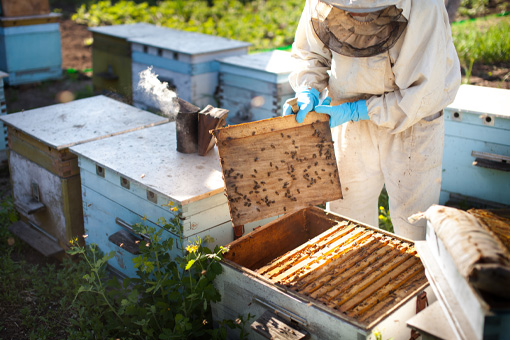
[129,29,250,110]
[0,96,169,250]
[213,207,431,340]
[441,85,510,207]
[0,14,61,85]
[217,50,298,124]
[89,24,169,101]
[70,122,275,277]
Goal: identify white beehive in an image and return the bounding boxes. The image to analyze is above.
[129,28,251,111]
[69,122,275,278]
[0,95,169,256]
[217,50,298,124]
[441,85,510,208]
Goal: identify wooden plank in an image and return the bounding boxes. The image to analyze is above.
[290,237,390,292]
[347,269,426,320]
[251,310,310,340]
[256,221,351,276]
[271,228,372,283]
[8,220,63,257]
[1,0,50,17]
[212,112,342,226]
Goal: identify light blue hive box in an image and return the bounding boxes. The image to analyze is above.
[0,13,62,85]
[129,28,251,111]
[217,50,298,125]
[440,84,510,208]
[69,122,275,278]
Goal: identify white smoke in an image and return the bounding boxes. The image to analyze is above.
[137,67,179,118]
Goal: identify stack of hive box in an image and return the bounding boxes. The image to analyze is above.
[89,23,170,103]
[0,96,170,257]
[217,50,298,125]
[129,28,251,111]
[0,0,62,85]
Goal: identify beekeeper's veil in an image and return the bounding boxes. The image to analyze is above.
[311,0,408,57]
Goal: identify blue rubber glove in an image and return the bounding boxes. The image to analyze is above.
[315,97,370,128]
[283,88,320,123]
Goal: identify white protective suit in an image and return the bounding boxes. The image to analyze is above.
[289,0,461,240]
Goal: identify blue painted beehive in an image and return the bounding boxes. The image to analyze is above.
[440,85,510,207]
[129,28,251,111]
[0,13,62,85]
[217,50,299,125]
[69,122,275,278]
[0,70,7,161]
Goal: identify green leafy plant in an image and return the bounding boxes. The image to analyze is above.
[378,188,393,233]
[67,202,247,339]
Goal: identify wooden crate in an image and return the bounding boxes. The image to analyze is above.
[0,95,170,255]
[217,50,298,124]
[441,85,510,207]
[0,16,62,85]
[89,23,169,102]
[129,29,250,110]
[69,122,275,278]
[213,206,432,340]
[1,0,50,17]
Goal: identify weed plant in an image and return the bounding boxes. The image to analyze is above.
[67,203,248,339]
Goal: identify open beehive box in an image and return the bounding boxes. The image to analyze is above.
[413,206,510,340]
[211,113,431,340]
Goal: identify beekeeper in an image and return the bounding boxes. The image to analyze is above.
[284,0,461,240]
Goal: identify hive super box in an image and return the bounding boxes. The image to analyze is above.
[130,28,250,110]
[69,122,275,278]
[217,50,298,124]
[0,13,62,85]
[441,85,510,208]
[89,23,169,102]
[0,96,169,256]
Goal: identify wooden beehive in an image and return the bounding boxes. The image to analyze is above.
[1,0,50,17]
[441,85,510,208]
[0,14,62,85]
[217,50,299,124]
[413,206,510,340]
[129,28,250,110]
[213,207,431,340]
[69,122,276,278]
[89,23,169,102]
[0,95,170,256]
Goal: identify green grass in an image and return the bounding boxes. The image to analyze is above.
[452,14,510,82]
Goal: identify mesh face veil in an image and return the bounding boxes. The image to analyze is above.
[311,1,408,57]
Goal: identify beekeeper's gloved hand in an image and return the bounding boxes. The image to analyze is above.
[315,97,370,128]
[283,88,320,123]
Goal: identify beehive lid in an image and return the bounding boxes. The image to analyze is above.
[128,29,251,55]
[69,122,224,204]
[88,23,167,39]
[447,84,510,118]
[217,50,300,83]
[211,112,342,226]
[0,95,169,150]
